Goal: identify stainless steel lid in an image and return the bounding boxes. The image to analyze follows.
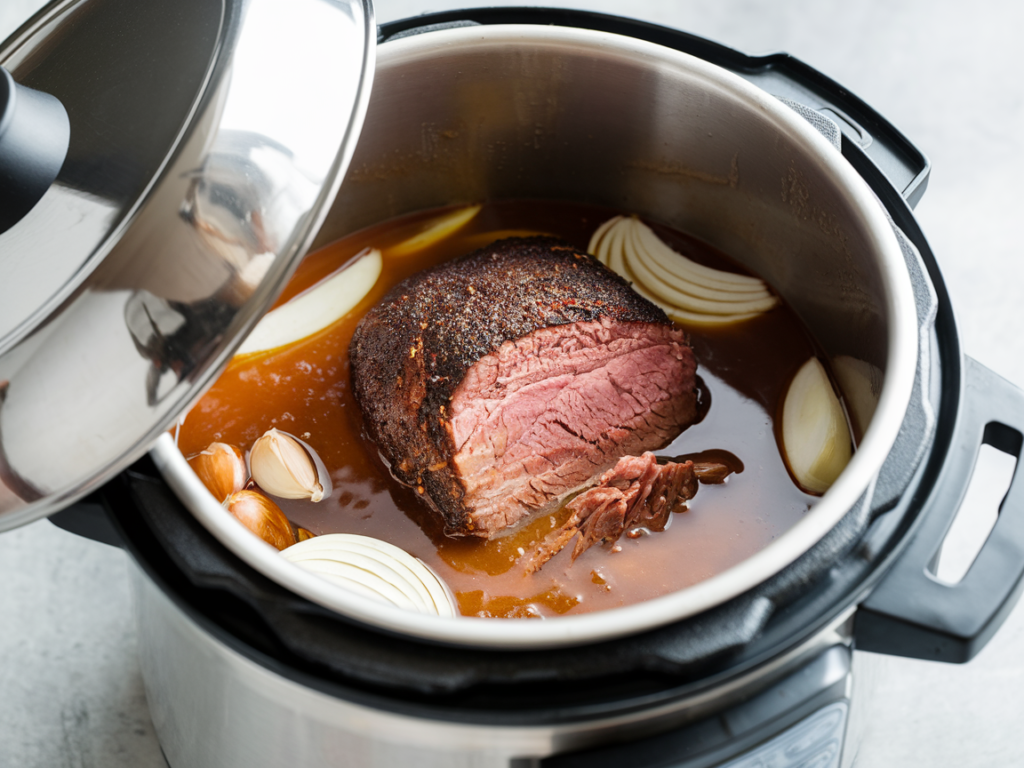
[0,0,375,530]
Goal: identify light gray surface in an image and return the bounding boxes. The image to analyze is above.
[1,1,1023,767]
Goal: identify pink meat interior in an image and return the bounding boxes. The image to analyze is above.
[447,316,696,535]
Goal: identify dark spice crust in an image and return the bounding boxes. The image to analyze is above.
[349,237,675,535]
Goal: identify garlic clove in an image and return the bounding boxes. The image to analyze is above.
[282,533,457,618]
[235,248,381,358]
[249,428,332,502]
[188,442,247,502]
[224,490,296,550]
[389,204,481,257]
[781,357,853,494]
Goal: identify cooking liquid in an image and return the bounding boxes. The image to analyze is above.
[178,201,820,618]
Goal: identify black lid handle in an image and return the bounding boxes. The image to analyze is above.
[48,493,124,549]
[0,66,69,234]
[855,357,1024,662]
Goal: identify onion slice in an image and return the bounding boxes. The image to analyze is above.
[460,228,555,251]
[282,533,457,618]
[832,355,883,438]
[235,248,381,358]
[632,221,767,292]
[598,230,764,324]
[589,216,777,325]
[587,215,622,255]
[781,357,853,494]
[389,204,482,257]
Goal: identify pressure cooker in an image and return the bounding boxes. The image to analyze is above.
[2,1,1023,767]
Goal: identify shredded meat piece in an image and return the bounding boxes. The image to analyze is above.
[526,451,733,573]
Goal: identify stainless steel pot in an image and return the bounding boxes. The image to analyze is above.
[14,6,1024,768]
[151,20,921,649]
[129,561,861,767]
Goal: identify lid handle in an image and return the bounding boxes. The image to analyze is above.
[0,67,70,233]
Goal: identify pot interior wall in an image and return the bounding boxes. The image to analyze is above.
[313,26,891,379]
[148,24,922,650]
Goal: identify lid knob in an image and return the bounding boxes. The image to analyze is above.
[0,66,69,233]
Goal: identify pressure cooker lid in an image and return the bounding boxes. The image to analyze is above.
[0,0,375,530]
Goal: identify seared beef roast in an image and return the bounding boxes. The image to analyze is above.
[349,237,698,537]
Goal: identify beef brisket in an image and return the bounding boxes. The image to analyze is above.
[349,237,698,537]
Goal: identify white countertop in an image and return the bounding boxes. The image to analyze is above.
[3,1,1023,766]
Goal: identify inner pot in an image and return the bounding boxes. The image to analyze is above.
[150,24,917,649]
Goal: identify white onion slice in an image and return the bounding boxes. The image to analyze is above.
[588,215,623,256]
[290,539,432,611]
[629,223,772,300]
[623,229,775,314]
[781,357,853,494]
[389,204,481,257]
[633,221,767,291]
[832,355,883,438]
[295,559,421,611]
[588,216,778,324]
[599,236,757,325]
[460,228,555,251]
[282,533,457,618]
[662,303,762,326]
[236,248,382,358]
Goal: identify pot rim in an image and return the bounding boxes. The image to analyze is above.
[151,23,918,650]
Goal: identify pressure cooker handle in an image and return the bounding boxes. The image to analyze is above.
[854,357,1024,663]
[48,492,124,548]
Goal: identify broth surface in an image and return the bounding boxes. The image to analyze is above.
[178,201,819,618]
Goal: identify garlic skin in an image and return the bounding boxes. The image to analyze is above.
[781,357,853,494]
[224,490,296,550]
[188,442,247,502]
[249,428,332,502]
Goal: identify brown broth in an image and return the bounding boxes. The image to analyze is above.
[178,200,819,619]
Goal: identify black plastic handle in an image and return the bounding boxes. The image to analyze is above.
[855,357,1024,662]
[0,66,69,233]
[378,8,930,207]
[48,493,124,548]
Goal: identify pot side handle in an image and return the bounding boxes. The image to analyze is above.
[48,493,124,549]
[854,356,1024,663]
